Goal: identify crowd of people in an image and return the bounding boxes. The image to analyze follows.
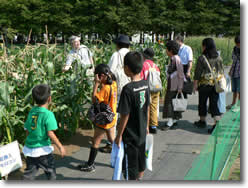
[21,34,240,180]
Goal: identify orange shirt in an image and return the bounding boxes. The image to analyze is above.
[95,81,117,129]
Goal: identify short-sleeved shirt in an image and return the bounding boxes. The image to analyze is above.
[178,44,193,65]
[140,59,160,80]
[95,81,118,129]
[108,48,131,95]
[66,45,93,67]
[230,46,240,78]
[24,107,58,148]
[117,80,150,146]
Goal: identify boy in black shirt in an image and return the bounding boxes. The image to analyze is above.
[115,51,150,180]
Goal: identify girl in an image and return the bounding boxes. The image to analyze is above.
[78,64,117,172]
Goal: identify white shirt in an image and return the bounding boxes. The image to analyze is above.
[108,48,130,95]
[65,45,93,69]
[23,145,54,157]
[178,44,193,65]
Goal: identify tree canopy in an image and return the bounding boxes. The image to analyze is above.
[0,0,240,43]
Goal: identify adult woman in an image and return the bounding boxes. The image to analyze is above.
[193,38,224,134]
[63,36,94,78]
[162,40,184,129]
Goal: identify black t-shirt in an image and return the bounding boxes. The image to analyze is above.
[117,80,150,146]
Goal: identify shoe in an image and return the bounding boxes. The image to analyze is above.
[78,162,95,172]
[194,120,207,128]
[170,120,178,129]
[167,118,173,127]
[98,144,112,153]
[208,125,216,134]
[149,126,157,134]
[226,104,233,110]
[160,125,170,131]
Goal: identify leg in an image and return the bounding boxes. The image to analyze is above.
[137,142,146,180]
[149,92,160,133]
[38,154,56,180]
[23,157,39,180]
[106,126,115,144]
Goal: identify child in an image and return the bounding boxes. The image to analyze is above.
[23,84,66,180]
[140,48,161,134]
[115,51,150,180]
[78,64,118,172]
[228,35,240,109]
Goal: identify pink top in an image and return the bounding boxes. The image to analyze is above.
[169,55,184,91]
[140,59,160,80]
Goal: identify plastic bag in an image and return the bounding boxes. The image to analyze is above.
[218,92,226,114]
[111,141,124,180]
[225,74,232,93]
[145,134,154,171]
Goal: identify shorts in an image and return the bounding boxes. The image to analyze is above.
[122,141,146,180]
[23,153,56,180]
[231,77,240,93]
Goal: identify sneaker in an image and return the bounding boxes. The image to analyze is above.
[98,144,112,153]
[79,162,95,172]
[149,126,157,134]
[160,125,170,131]
[167,118,173,127]
[194,120,207,128]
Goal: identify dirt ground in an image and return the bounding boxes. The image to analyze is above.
[228,156,240,180]
[7,128,95,180]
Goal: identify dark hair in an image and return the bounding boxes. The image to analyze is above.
[32,84,51,105]
[166,40,180,55]
[143,48,155,60]
[202,38,219,59]
[175,34,184,43]
[94,64,116,85]
[117,42,130,49]
[124,51,144,74]
[235,35,240,44]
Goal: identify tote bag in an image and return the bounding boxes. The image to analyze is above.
[172,92,187,111]
[145,134,154,171]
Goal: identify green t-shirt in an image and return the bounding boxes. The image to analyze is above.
[24,106,58,148]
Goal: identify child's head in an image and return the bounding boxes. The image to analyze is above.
[143,48,155,60]
[165,40,180,57]
[124,51,143,77]
[94,64,116,85]
[32,84,51,105]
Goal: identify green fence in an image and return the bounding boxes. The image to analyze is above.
[184,101,240,180]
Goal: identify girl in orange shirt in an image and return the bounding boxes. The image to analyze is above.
[78,64,117,172]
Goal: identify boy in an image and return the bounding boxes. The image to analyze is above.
[22,84,66,180]
[115,51,150,180]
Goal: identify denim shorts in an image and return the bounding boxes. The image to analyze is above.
[231,77,240,93]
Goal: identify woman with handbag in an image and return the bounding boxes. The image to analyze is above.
[162,40,185,130]
[193,38,224,134]
[78,64,118,172]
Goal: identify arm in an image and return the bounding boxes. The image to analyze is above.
[147,105,150,134]
[115,114,130,147]
[48,130,66,158]
[187,61,193,77]
[63,54,73,72]
[193,80,198,94]
[92,75,101,103]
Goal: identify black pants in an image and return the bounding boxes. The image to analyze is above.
[122,141,146,180]
[198,85,221,117]
[23,153,56,180]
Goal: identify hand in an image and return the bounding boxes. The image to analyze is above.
[94,74,101,84]
[59,146,66,158]
[193,86,198,94]
[186,72,191,78]
[146,127,149,135]
[178,89,182,93]
[114,135,122,148]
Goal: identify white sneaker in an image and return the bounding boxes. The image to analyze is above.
[167,118,173,127]
[173,119,177,124]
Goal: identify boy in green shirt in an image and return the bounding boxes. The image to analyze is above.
[23,84,66,180]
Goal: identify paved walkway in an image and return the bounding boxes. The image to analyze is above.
[31,90,232,181]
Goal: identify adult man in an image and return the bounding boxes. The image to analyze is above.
[175,34,193,78]
[63,36,94,77]
[99,34,131,153]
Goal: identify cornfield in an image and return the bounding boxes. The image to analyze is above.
[0,36,234,146]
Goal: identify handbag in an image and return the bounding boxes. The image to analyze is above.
[87,86,115,125]
[145,134,153,171]
[172,92,187,111]
[202,55,226,93]
[183,78,194,94]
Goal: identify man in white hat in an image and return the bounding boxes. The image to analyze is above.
[63,36,94,77]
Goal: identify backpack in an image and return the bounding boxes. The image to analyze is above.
[147,62,162,92]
